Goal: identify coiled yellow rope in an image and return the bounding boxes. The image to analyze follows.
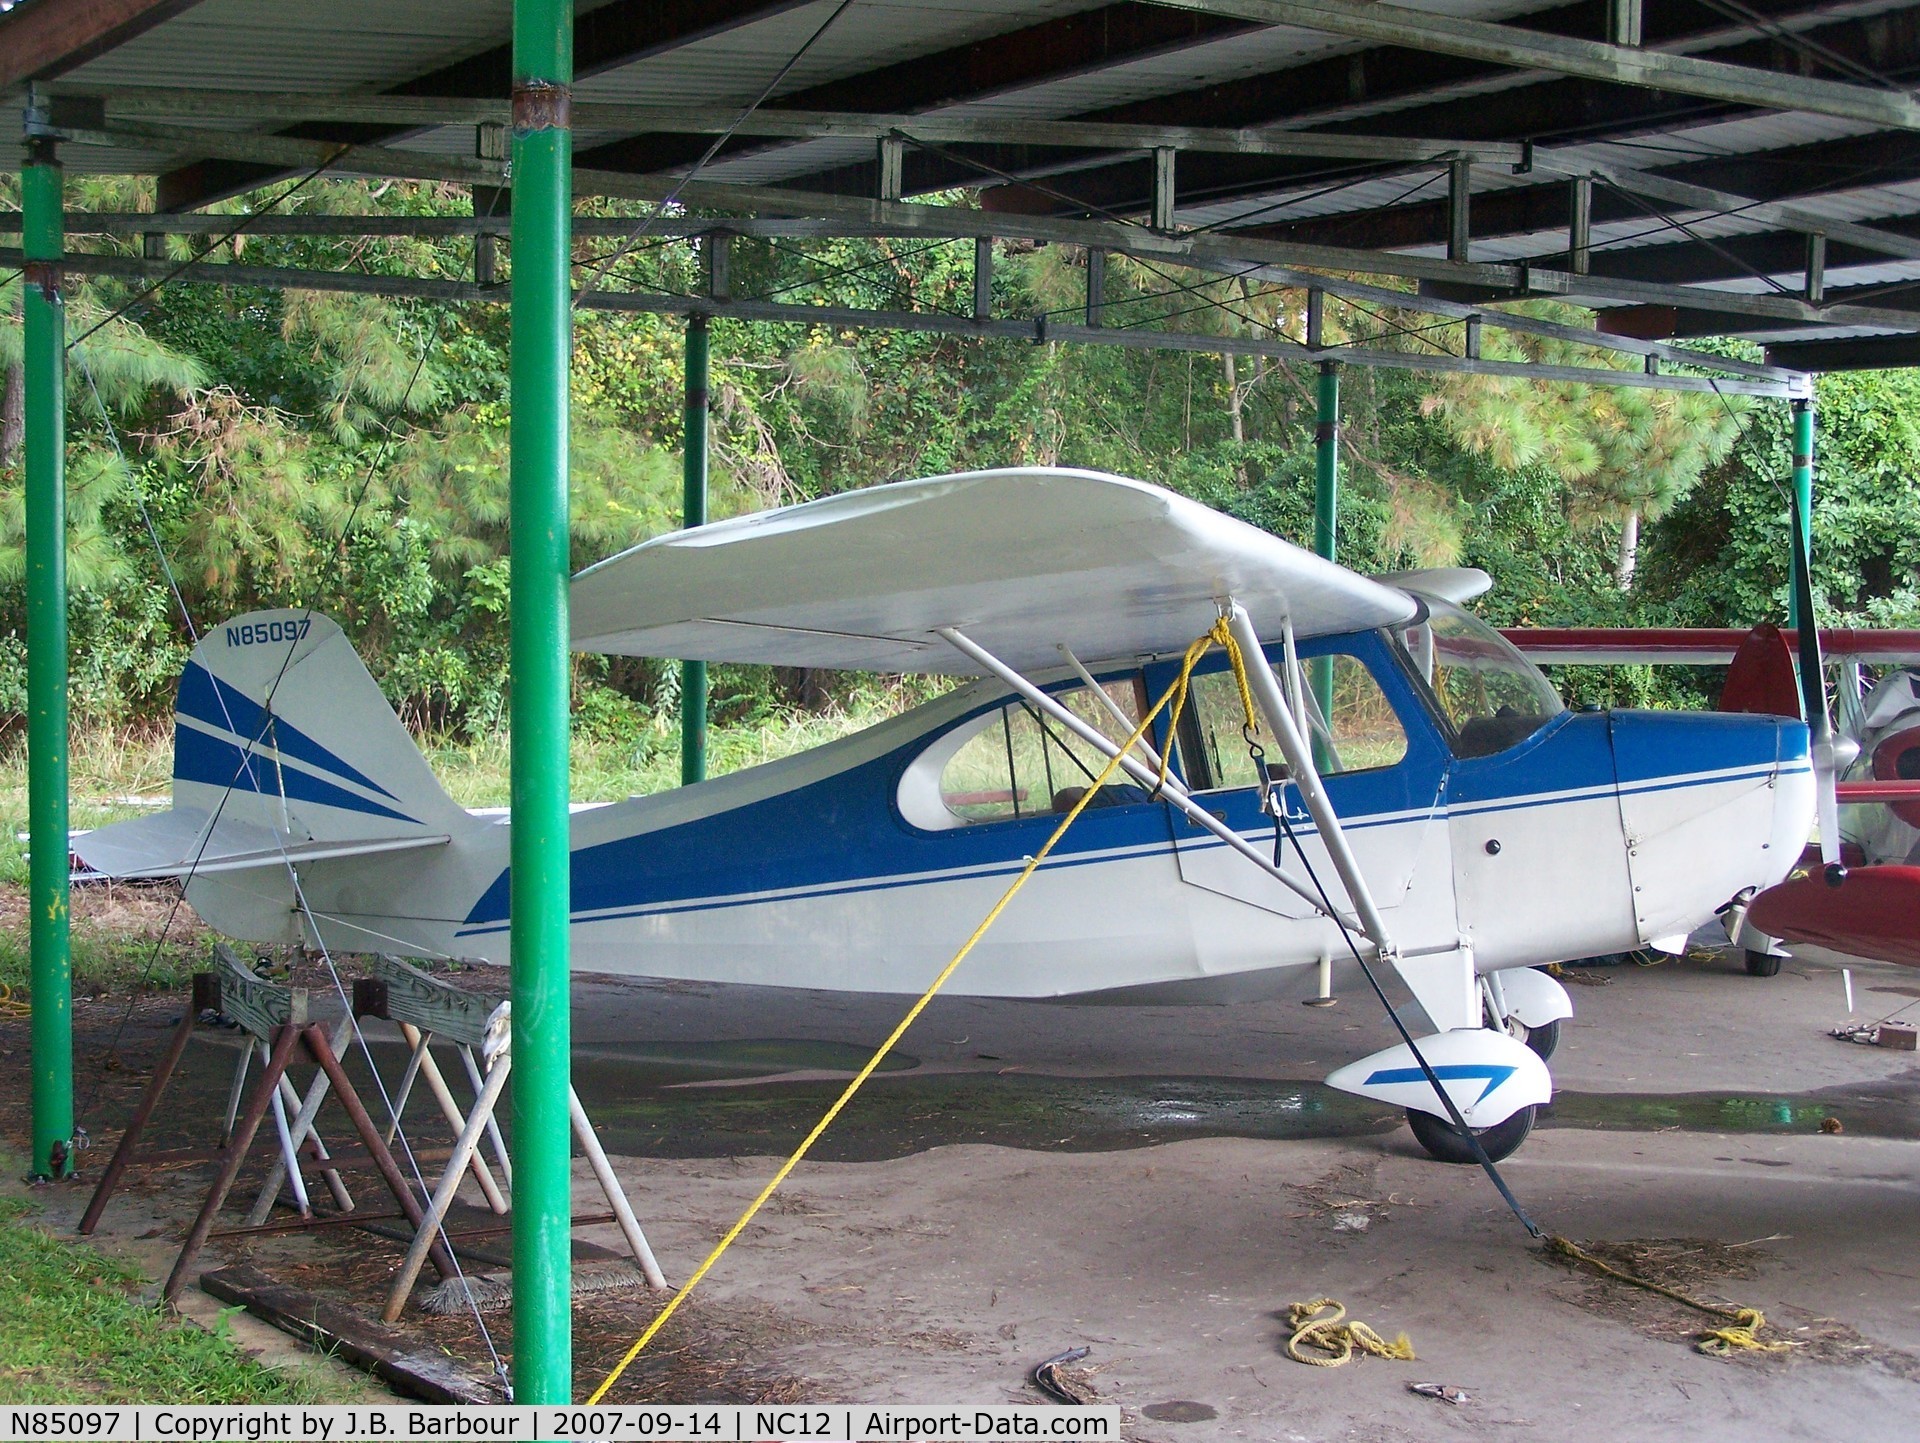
[1284,1298,1416,1367]
[587,618,1253,1402]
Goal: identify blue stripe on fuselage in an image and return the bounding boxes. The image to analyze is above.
[457,699,1804,933]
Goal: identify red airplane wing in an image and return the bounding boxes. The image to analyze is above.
[1747,866,1920,968]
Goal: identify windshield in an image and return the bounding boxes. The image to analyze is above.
[1394,596,1564,759]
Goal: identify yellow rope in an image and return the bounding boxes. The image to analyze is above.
[588,618,1249,1403]
[1284,1298,1416,1367]
[0,983,31,1020]
[1544,1236,1798,1355]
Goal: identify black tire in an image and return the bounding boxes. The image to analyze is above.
[1519,1016,1561,1062]
[1407,1103,1536,1165]
[1744,948,1784,978]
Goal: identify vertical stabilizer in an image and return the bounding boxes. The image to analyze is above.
[170,610,464,841]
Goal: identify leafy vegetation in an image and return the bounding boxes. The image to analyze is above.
[0,1197,315,1403]
[0,175,1914,747]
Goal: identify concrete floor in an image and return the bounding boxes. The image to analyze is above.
[564,949,1920,1440]
[20,945,1918,1437]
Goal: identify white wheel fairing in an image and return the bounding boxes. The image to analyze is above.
[1326,1028,1552,1128]
[1491,966,1573,1028]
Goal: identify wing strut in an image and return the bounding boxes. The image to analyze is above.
[1224,601,1397,958]
[934,625,1360,931]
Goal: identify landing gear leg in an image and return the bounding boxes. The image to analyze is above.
[1482,969,1568,1062]
[1504,1014,1561,1061]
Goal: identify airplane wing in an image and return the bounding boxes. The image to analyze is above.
[1503,627,1920,666]
[571,468,1417,675]
[1373,567,1491,604]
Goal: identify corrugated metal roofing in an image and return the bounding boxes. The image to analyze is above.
[7,0,1920,366]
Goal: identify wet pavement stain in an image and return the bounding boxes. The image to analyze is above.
[571,1065,1402,1161]
[1543,1081,1920,1140]
[569,1058,1920,1161]
[571,1037,919,1086]
[126,1031,1920,1163]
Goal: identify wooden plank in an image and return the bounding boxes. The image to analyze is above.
[0,0,208,88]
[200,1264,503,1404]
[366,956,503,1049]
[212,943,307,1038]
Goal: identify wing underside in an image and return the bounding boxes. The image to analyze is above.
[571,468,1417,675]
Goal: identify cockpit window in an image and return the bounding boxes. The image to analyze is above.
[938,679,1149,824]
[1394,596,1564,759]
[1183,655,1408,791]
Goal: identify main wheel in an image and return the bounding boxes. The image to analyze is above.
[1407,1104,1536,1164]
[1504,1015,1561,1062]
[1744,948,1784,977]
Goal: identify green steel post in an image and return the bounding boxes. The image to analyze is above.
[681,316,709,786]
[508,0,574,1403]
[1312,362,1339,760]
[23,134,72,1182]
[1788,397,1815,635]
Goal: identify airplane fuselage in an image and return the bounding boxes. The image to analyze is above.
[224,625,1812,1007]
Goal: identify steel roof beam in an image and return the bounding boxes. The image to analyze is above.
[1598,279,1920,338]
[1150,0,1920,130]
[39,87,1529,166]
[0,243,1804,396]
[53,118,1920,342]
[572,2,1254,177]
[1235,128,1920,256]
[1578,216,1920,287]
[150,0,814,211]
[0,0,209,88]
[0,193,1788,380]
[1765,331,1920,368]
[793,0,1883,204]
[0,211,936,240]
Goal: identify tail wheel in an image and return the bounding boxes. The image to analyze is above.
[1744,948,1784,978]
[1503,1015,1561,1062]
[1407,1103,1536,1164]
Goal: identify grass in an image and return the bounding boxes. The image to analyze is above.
[0,1197,315,1404]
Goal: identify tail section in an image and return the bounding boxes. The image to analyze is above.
[170,610,464,839]
[74,611,471,940]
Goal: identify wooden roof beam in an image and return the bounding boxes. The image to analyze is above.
[0,0,209,89]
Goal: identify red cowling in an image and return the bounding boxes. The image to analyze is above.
[1747,865,1920,968]
[1718,624,1800,717]
[1872,725,1920,829]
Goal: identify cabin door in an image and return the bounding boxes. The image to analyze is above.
[1156,636,1453,925]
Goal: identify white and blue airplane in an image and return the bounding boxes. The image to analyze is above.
[75,469,1815,1162]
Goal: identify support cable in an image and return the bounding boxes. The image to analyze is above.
[1587,176,1798,298]
[68,287,510,1372]
[1267,797,1541,1238]
[1200,167,1445,240]
[1691,0,1905,91]
[66,152,349,353]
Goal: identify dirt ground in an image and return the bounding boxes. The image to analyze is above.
[5,936,1919,1439]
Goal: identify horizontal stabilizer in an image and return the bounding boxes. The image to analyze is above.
[74,807,449,881]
